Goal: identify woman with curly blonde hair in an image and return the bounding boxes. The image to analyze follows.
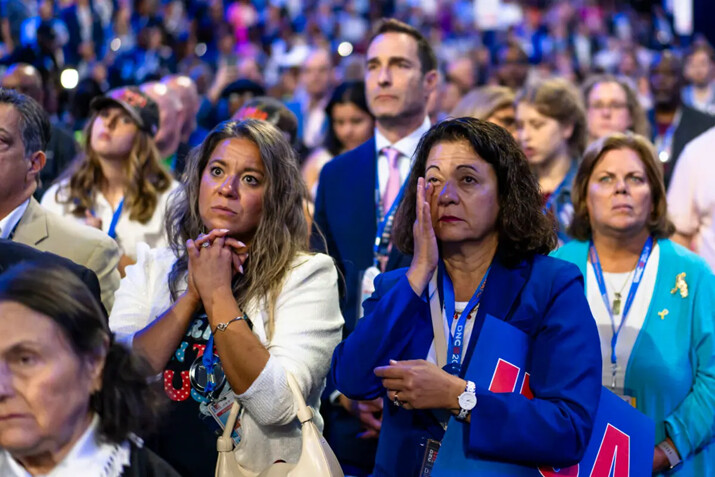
[108,119,343,476]
[41,87,178,274]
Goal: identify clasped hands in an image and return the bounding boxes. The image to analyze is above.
[184,228,248,308]
[374,359,465,411]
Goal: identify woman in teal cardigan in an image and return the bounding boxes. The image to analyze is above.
[552,133,715,476]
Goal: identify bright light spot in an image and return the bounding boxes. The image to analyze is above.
[60,69,79,89]
[658,151,670,163]
[110,38,121,52]
[337,41,353,57]
[195,43,208,57]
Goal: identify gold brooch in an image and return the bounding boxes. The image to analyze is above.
[670,272,688,298]
[658,309,669,320]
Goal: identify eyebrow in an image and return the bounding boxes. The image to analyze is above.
[367,56,414,66]
[207,158,265,175]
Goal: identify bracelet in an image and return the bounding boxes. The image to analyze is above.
[213,313,253,333]
[657,440,681,469]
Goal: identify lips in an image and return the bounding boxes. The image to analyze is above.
[612,204,633,212]
[211,206,237,215]
[439,216,463,222]
[0,414,29,421]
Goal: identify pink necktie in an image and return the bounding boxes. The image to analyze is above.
[382,146,402,215]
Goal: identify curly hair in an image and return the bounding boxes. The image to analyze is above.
[0,263,164,444]
[166,119,309,338]
[55,110,172,223]
[568,133,675,241]
[515,77,588,159]
[392,117,557,266]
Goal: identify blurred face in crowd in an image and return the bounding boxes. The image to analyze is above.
[486,106,517,137]
[586,82,632,141]
[365,32,437,125]
[425,140,500,245]
[141,83,182,158]
[650,54,682,110]
[163,76,199,141]
[1,65,44,105]
[0,301,103,462]
[0,104,43,213]
[516,102,572,167]
[497,47,529,91]
[90,107,138,160]
[331,102,374,152]
[301,50,333,99]
[586,148,652,238]
[198,137,265,242]
[684,50,714,88]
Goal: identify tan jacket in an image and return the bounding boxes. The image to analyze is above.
[13,198,121,311]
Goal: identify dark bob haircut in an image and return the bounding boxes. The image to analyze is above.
[568,132,675,241]
[393,117,558,265]
[0,263,163,444]
[324,81,373,156]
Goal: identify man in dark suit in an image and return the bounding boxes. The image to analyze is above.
[0,239,105,318]
[312,18,438,475]
[648,50,715,187]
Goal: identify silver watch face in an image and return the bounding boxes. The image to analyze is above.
[458,392,477,410]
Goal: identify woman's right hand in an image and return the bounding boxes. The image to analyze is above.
[406,177,438,296]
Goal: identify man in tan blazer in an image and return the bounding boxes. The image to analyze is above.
[0,88,120,310]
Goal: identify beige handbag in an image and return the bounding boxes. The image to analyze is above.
[215,373,344,477]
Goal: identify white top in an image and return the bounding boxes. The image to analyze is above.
[374,116,431,197]
[0,415,131,477]
[667,126,715,271]
[108,245,343,472]
[41,181,180,260]
[0,198,29,239]
[426,301,477,365]
[585,243,660,394]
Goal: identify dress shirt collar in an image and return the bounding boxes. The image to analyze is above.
[375,116,432,161]
[0,198,30,240]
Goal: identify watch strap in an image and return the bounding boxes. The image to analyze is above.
[657,440,681,469]
[456,380,476,421]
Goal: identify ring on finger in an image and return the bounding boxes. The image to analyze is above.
[201,241,210,248]
[393,392,402,407]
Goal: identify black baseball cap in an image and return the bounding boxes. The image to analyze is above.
[90,86,160,137]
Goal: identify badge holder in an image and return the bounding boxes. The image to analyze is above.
[418,437,442,477]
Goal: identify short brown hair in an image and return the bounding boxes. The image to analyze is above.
[685,38,715,63]
[568,133,675,241]
[582,74,651,138]
[368,18,437,74]
[516,78,587,158]
[393,117,557,266]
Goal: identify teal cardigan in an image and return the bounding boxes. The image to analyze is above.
[552,239,715,476]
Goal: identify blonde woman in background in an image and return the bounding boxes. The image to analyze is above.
[451,85,516,137]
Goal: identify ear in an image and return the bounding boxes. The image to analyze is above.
[561,122,575,142]
[423,70,439,96]
[86,337,109,394]
[26,151,46,180]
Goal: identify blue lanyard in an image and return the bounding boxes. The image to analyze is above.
[440,261,491,375]
[203,334,219,394]
[105,198,124,239]
[589,236,653,386]
[372,164,408,265]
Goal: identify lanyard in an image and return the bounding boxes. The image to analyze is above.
[203,334,219,394]
[654,110,681,163]
[544,161,577,215]
[589,236,653,389]
[372,166,408,265]
[440,261,491,375]
[104,198,124,239]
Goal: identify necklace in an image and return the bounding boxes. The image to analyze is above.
[605,269,634,315]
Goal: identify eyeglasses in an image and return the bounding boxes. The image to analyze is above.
[588,102,628,112]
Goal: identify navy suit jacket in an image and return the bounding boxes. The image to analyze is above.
[331,252,602,477]
[311,137,411,336]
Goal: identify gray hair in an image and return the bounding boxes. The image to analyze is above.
[0,88,50,156]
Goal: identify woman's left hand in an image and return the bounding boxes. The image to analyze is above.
[188,232,235,307]
[374,359,465,410]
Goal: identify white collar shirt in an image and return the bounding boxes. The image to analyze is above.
[374,116,431,196]
[0,198,30,240]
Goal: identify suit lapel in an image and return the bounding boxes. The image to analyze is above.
[12,198,49,247]
[349,138,378,261]
[461,254,530,373]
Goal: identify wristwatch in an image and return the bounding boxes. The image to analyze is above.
[457,380,477,420]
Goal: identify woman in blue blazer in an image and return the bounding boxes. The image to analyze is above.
[331,118,602,476]
[552,133,715,476]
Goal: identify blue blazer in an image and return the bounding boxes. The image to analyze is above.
[331,252,603,477]
[311,137,411,335]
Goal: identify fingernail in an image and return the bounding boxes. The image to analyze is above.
[389,359,397,365]
[238,265,244,274]
[220,228,229,232]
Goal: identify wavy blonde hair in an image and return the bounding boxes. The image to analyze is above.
[56,110,171,223]
[166,119,310,338]
[450,86,515,121]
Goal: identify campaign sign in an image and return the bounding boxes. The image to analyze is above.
[432,315,654,477]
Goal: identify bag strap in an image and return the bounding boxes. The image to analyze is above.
[428,272,446,369]
[286,372,313,424]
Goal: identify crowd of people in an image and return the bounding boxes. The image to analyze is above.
[0,1,714,477]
